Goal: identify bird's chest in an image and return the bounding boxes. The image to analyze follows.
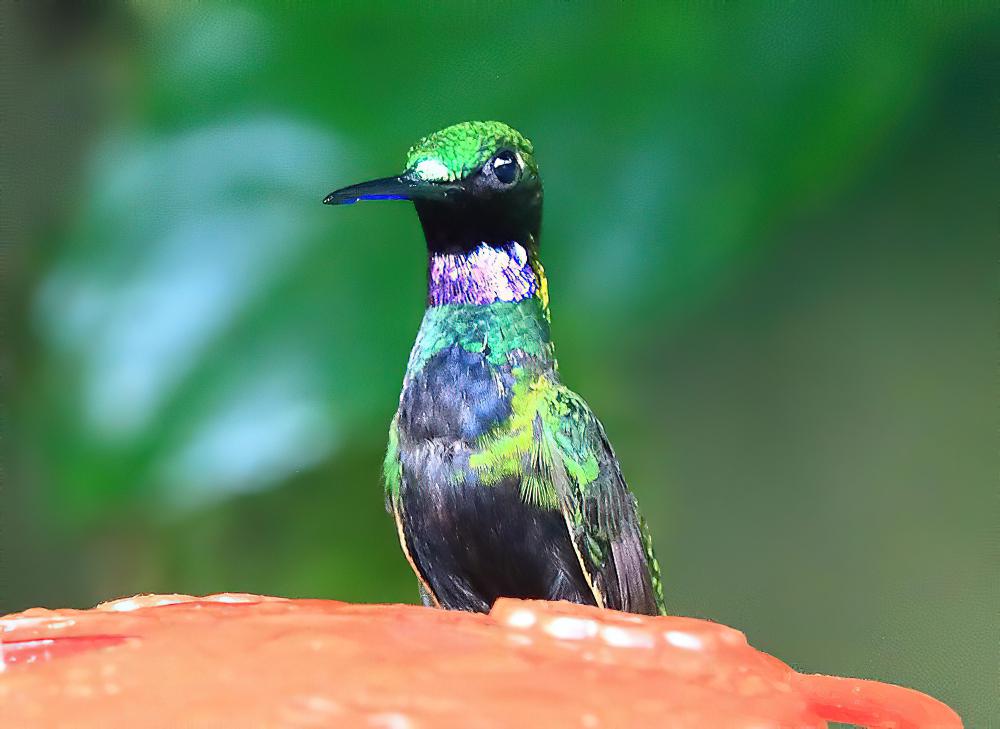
[394,343,524,536]
[397,298,553,444]
[397,344,514,443]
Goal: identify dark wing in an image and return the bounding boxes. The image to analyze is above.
[544,387,665,615]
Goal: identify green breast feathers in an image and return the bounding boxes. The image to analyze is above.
[383,298,665,614]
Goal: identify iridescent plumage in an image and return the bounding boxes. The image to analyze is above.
[326,121,664,615]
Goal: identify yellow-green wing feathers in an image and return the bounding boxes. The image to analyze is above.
[547,387,665,615]
[469,373,665,615]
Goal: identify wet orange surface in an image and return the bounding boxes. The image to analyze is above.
[0,594,961,728]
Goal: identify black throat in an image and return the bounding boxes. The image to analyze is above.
[414,187,542,254]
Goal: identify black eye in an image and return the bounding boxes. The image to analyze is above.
[490,150,519,185]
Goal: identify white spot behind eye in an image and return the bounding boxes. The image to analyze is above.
[414,158,450,181]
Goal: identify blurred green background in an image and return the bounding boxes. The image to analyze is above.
[3,2,996,725]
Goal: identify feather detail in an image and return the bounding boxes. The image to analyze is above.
[460,369,664,615]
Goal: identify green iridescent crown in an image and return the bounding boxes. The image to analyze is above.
[405,121,538,182]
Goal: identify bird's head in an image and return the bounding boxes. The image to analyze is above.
[325,121,542,254]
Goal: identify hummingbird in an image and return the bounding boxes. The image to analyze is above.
[324,121,665,615]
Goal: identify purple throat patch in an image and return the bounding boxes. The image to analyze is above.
[428,242,538,306]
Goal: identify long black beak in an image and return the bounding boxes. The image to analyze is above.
[323,175,462,206]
